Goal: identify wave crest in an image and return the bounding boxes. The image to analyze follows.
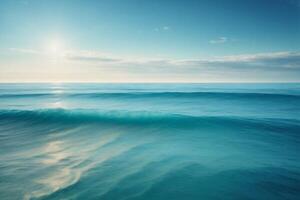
[0,109,298,129]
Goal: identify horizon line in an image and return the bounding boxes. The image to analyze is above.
[0,81,299,84]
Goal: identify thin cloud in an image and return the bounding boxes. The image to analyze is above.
[209,37,228,44]
[7,47,300,71]
[154,26,170,32]
[65,51,121,63]
[173,52,300,71]
[163,26,170,31]
[68,56,120,62]
[9,48,41,54]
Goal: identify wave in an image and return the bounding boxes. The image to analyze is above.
[30,161,300,200]
[0,93,52,98]
[1,84,300,200]
[0,91,299,100]
[0,109,299,129]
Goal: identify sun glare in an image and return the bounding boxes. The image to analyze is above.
[47,39,65,57]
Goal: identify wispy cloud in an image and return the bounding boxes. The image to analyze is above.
[5,47,300,81]
[209,37,228,44]
[154,26,170,32]
[173,52,300,70]
[7,47,300,71]
[64,51,121,63]
[163,26,170,31]
[9,48,41,54]
[69,50,300,70]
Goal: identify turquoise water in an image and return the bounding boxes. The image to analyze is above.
[0,83,300,200]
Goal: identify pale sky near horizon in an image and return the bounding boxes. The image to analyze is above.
[0,0,299,82]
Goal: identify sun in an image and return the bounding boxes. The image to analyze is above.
[47,39,65,56]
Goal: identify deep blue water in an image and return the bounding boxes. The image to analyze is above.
[0,83,299,200]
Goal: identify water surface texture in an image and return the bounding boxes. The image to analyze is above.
[0,83,300,200]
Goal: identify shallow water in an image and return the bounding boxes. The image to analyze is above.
[0,83,299,200]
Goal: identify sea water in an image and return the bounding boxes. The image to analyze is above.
[0,83,299,200]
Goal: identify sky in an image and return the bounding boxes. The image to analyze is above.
[0,0,299,82]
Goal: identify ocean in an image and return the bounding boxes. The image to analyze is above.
[0,83,299,200]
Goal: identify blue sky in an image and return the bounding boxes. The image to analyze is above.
[0,0,299,82]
